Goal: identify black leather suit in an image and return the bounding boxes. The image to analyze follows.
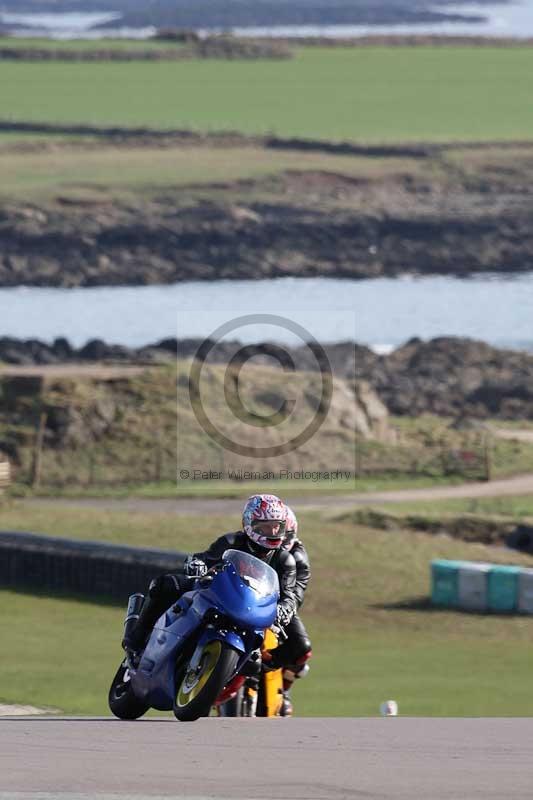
[267,538,312,669]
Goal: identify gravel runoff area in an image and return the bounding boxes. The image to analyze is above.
[1,717,532,799]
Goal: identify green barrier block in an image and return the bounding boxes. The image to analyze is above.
[431,560,462,608]
[488,565,520,613]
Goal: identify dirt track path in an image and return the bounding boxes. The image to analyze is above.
[1,717,533,799]
[493,428,533,444]
[21,472,533,516]
[0,364,147,379]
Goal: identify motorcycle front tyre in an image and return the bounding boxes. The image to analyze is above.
[108,660,150,720]
[173,640,240,722]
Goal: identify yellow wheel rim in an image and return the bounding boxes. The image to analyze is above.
[176,640,222,708]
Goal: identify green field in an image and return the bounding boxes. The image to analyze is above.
[2,505,533,716]
[1,47,533,141]
[0,142,417,199]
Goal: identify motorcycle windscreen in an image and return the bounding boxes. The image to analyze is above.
[205,549,279,628]
[222,549,280,600]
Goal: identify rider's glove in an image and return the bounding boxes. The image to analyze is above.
[184,556,208,578]
[275,605,292,628]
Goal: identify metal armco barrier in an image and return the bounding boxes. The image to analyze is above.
[0,531,186,601]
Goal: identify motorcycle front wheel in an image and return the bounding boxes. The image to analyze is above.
[173,640,240,722]
[108,660,150,720]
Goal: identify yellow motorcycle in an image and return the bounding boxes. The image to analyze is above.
[215,628,284,717]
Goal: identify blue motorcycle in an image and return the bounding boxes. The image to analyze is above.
[108,549,280,722]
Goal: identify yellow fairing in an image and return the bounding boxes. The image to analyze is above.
[262,628,283,717]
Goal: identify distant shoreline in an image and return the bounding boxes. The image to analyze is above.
[0,1,529,41]
[1,333,532,365]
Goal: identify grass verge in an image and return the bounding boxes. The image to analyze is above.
[1,507,533,715]
[0,142,413,200]
[356,494,533,519]
[7,474,472,501]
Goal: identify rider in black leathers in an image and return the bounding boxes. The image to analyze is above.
[264,506,312,715]
[123,496,310,669]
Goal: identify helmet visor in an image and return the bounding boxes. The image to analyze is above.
[251,519,285,548]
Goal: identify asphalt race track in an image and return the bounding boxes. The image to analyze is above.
[1,717,533,799]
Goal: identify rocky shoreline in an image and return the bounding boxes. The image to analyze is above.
[2,167,533,286]
[1,128,532,287]
[2,336,532,420]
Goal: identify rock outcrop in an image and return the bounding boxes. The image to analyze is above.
[1,336,533,419]
[360,337,533,420]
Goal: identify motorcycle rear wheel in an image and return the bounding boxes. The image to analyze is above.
[173,640,239,722]
[108,660,150,720]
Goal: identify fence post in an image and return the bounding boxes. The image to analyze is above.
[484,433,493,482]
[354,428,363,477]
[88,451,96,485]
[31,412,47,488]
[355,444,363,477]
[154,436,163,483]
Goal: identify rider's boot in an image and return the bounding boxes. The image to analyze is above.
[280,670,294,717]
[121,593,144,654]
[280,662,311,717]
[122,594,161,655]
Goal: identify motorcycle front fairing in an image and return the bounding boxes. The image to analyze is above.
[196,554,279,630]
[181,558,279,686]
[130,551,279,711]
[130,592,201,710]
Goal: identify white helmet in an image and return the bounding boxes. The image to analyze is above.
[242,494,287,551]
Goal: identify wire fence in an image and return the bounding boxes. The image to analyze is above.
[7,437,491,489]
